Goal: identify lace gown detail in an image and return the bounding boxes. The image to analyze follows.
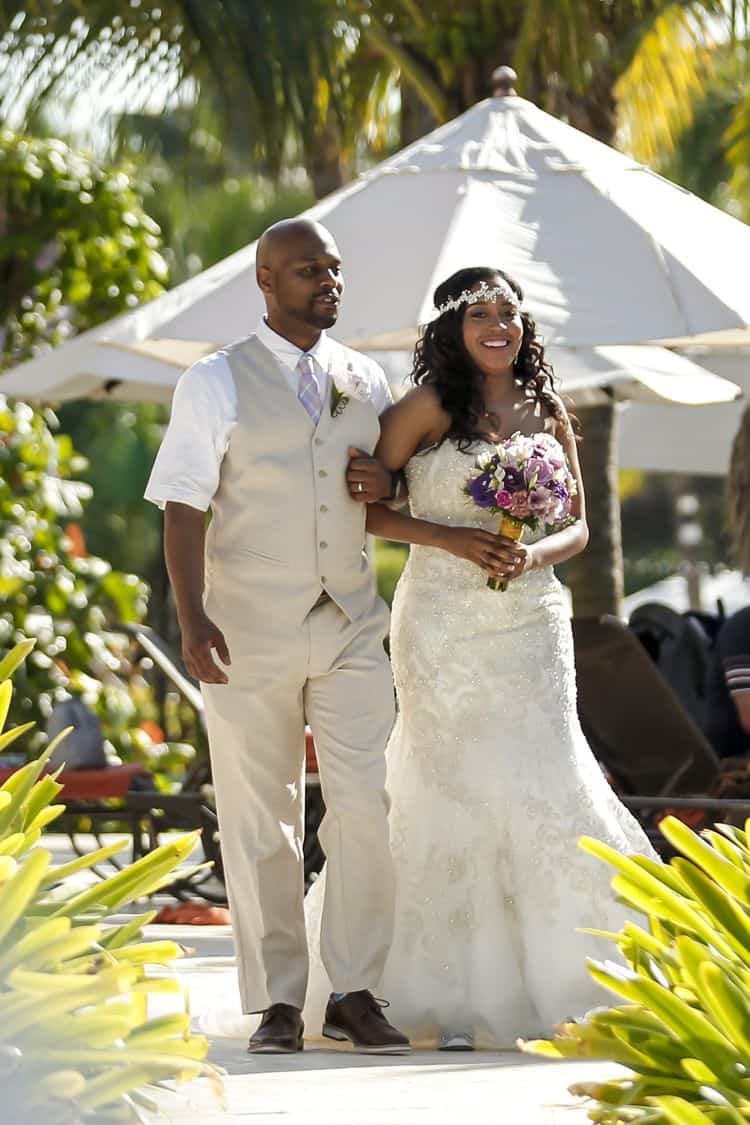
[303,438,656,1047]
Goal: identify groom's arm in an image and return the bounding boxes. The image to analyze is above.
[164,502,231,685]
[144,357,234,685]
[344,356,408,508]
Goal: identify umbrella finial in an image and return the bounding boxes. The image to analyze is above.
[491,65,517,97]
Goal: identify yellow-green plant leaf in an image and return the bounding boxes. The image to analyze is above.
[125,1013,191,1045]
[0,722,36,755]
[672,859,750,970]
[659,818,750,907]
[0,917,73,974]
[99,909,156,950]
[40,837,129,887]
[0,856,19,884]
[0,849,51,944]
[0,833,27,857]
[697,962,750,1058]
[0,640,35,685]
[0,681,11,730]
[648,1097,714,1124]
[25,1069,87,1106]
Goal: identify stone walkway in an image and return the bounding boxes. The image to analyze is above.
[140,921,615,1125]
[150,1042,613,1124]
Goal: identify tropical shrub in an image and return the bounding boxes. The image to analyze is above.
[0,128,192,776]
[0,394,158,759]
[0,639,217,1123]
[523,815,750,1123]
[0,129,166,368]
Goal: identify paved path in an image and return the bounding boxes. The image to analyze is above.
[150,1044,613,1124]
[142,922,616,1124]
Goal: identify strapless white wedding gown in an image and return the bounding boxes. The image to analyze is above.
[196,438,656,1047]
[301,437,656,1047]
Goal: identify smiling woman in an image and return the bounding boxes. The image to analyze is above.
[300,263,654,1051]
[411,266,565,450]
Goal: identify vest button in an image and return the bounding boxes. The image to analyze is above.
[318,469,328,478]
[319,541,328,549]
[320,504,328,513]
[321,576,327,584]
[315,437,324,446]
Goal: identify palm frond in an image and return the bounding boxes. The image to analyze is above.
[615,3,716,162]
[725,77,750,219]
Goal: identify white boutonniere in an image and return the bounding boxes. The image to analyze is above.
[330,362,370,417]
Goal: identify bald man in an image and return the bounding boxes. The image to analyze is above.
[145,220,409,1054]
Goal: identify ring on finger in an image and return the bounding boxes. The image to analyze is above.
[357,482,364,493]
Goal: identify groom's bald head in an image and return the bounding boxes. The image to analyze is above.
[257,219,339,272]
[256,219,344,334]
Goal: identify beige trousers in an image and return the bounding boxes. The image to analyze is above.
[202,596,396,1012]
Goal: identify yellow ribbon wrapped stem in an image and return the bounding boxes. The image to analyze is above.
[488,513,525,591]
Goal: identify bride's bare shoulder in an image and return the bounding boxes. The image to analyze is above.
[382,384,449,432]
[377,385,451,465]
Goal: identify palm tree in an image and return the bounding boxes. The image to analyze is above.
[0,1,394,196]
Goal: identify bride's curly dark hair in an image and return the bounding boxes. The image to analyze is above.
[412,266,565,450]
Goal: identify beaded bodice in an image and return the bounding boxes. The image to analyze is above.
[402,437,554,599]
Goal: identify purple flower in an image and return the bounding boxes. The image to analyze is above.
[468,471,496,508]
[548,480,569,500]
[525,457,553,485]
[500,466,525,492]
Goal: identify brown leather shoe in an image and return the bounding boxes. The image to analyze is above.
[248,1003,304,1054]
[323,991,410,1054]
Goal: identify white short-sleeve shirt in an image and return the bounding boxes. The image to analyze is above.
[144,319,393,512]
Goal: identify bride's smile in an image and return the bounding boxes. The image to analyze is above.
[461,292,524,377]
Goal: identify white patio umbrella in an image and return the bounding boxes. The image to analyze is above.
[2,91,750,407]
[617,350,749,474]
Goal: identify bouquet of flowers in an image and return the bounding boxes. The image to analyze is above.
[465,431,577,591]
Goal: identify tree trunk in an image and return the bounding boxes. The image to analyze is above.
[400,82,439,146]
[551,88,623,621]
[303,119,348,200]
[564,401,624,619]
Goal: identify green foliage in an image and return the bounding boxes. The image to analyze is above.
[0,395,153,758]
[0,641,217,1124]
[523,815,750,1123]
[0,129,167,369]
[0,130,197,774]
[54,401,167,585]
[0,3,395,195]
[375,539,408,608]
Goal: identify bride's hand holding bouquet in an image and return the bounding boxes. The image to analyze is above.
[465,431,576,591]
[437,524,533,583]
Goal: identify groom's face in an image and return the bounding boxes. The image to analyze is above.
[263,229,345,332]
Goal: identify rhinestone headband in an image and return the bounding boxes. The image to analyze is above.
[435,279,519,317]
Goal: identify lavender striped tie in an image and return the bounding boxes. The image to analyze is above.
[296,353,322,424]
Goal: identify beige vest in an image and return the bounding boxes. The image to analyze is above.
[205,334,382,625]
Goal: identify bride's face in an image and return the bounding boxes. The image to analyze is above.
[461,289,523,377]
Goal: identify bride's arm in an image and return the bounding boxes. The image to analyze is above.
[366,387,513,577]
[519,403,589,574]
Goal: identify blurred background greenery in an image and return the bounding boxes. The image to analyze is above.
[0,1,747,781]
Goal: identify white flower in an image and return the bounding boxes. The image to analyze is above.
[332,362,370,403]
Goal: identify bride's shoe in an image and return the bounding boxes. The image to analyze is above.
[439,1031,475,1051]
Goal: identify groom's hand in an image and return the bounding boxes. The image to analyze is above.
[346,446,392,503]
[180,610,231,685]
